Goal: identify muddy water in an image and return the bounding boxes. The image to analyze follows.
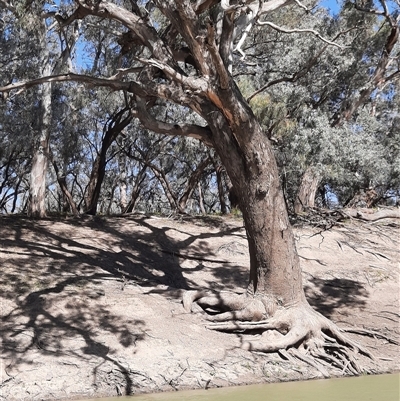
[81,373,399,401]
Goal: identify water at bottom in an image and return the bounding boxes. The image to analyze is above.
[78,373,399,401]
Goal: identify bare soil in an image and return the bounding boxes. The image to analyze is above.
[0,214,399,401]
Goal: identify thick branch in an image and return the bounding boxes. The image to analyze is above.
[156,0,211,76]
[136,57,208,93]
[76,0,170,62]
[260,0,294,14]
[0,72,199,110]
[43,5,90,27]
[134,98,213,146]
[206,23,231,87]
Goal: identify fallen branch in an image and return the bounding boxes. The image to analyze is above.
[340,208,400,222]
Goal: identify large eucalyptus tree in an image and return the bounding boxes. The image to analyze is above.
[1,0,384,371]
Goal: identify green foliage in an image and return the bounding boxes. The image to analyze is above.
[0,0,398,214]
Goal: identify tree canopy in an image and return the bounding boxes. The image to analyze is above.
[0,0,398,215]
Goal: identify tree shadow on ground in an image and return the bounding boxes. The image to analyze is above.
[0,214,247,394]
[304,277,368,319]
[1,270,145,395]
[0,215,189,394]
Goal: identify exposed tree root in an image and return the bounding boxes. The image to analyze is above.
[342,327,400,346]
[183,290,376,376]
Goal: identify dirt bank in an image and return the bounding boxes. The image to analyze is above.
[1,214,399,400]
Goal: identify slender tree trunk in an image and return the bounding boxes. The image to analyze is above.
[106,184,117,214]
[11,177,23,213]
[50,156,79,217]
[28,71,52,218]
[85,155,102,213]
[28,16,77,218]
[294,167,321,214]
[150,166,180,211]
[123,165,147,213]
[197,182,206,214]
[178,157,211,212]
[85,109,131,215]
[118,152,128,212]
[214,163,228,214]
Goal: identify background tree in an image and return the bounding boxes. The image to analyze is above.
[236,0,399,212]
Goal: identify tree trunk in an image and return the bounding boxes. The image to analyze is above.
[123,165,147,213]
[28,74,52,218]
[214,163,228,214]
[294,167,321,214]
[85,109,131,215]
[203,90,304,308]
[50,156,80,217]
[11,177,23,213]
[197,182,206,214]
[230,143,303,305]
[84,152,104,215]
[178,157,211,212]
[150,165,181,211]
[184,87,370,368]
[118,152,128,212]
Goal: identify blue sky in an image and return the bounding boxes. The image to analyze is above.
[319,0,341,14]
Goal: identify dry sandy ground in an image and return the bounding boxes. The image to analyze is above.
[0,213,399,401]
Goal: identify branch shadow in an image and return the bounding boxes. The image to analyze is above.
[304,277,368,318]
[1,270,145,395]
[0,214,247,395]
[0,215,189,395]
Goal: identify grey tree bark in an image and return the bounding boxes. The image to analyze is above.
[294,167,321,214]
[28,63,52,218]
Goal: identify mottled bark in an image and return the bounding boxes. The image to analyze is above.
[28,75,52,218]
[294,167,321,214]
[200,82,304,306]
